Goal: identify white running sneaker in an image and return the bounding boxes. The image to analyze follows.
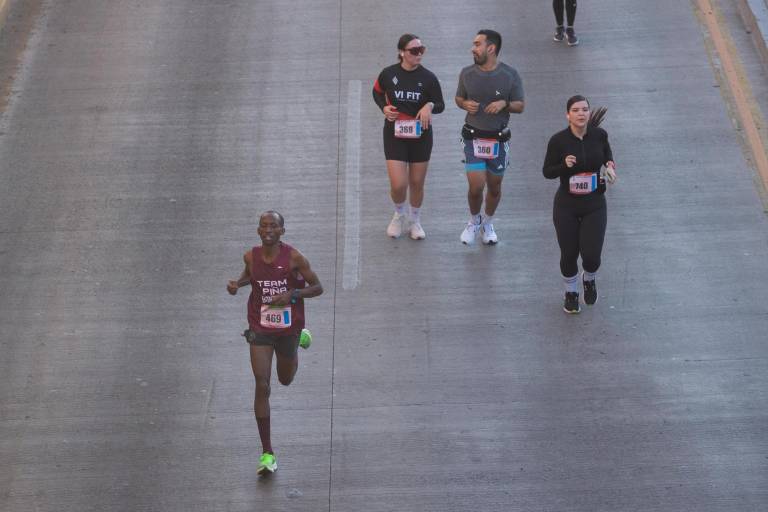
[409,221,426,240]
[386,212,405,238]
[481,222,498,245]
[460,221,480,245]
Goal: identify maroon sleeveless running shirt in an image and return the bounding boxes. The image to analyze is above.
[247,242,305,335]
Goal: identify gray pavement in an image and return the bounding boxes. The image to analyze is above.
[1,1,767,511]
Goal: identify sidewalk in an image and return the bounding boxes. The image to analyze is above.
[738,0,768,72]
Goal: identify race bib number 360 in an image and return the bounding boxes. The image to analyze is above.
[569,172,598,195]
[472,138,499,159]
[394,119,422,139]
[260,305,292,329]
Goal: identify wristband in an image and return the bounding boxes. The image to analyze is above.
[290,289,300,304]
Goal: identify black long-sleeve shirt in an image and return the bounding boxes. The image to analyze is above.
[543,126,614,193]
[372,64,445,120]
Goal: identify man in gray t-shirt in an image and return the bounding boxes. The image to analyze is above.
[455,29,524,245]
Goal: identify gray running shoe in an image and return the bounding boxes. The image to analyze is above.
[566,27,579,46]
[553,26,565,42]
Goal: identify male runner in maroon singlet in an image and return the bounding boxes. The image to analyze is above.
[226,211,323,475]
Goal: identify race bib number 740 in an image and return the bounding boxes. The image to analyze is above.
[260,305,292,329]
[569,172,598,195]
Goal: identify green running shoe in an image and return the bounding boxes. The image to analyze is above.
[299,328,312,350]
[257,452,277,475]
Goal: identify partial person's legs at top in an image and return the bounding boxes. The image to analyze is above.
[553,0,578,45]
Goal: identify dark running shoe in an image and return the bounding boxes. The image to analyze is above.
[553,26,565,42]
[583,278,597,305]
[566,27,579,46]
[563,292,581,314]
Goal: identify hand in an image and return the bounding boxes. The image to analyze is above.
[564,155,577,168]
[483,99,508,114]
[226,280,239,295]
[383,105,399,122]
[462,99,480,114]
[270,291,292,307]
[416,103,433,130]
[604,161,617,184]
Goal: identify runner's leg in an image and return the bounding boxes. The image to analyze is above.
[553,0,565,26]
[466,171,486,216]
[483,172,503,217]
[407,161,429,209]
[250,344,274,453]
[386,160,409,206]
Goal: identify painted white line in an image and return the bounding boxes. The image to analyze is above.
[342,80,361,290]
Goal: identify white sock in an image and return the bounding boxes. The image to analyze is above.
[483,215,494,226]
[563,274,579,293]
[583,270,597,282]
[410,206,421,222]
[470,213,482,225]
[394,202,406,215]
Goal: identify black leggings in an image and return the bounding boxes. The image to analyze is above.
[553,189,606,278]
[553,0,577,26]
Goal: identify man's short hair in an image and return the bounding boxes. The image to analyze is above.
[477,29,502,56]
[261,210,285,227]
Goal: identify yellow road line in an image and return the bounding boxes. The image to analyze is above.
[697,0,768,193]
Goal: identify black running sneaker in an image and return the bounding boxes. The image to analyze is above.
[566,27,579,46]
[583,279,597,305]
[553,26,565,42]
[563,292,580,314]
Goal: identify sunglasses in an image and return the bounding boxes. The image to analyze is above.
[405,46,426,56]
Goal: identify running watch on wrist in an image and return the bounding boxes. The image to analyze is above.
[290,289,300,304]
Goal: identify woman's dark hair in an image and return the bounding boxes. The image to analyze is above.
[566,95,607,127]
[477,29,502,55]
[566,95,589,111]
[397,33,419,62]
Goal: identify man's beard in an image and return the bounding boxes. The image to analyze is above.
[473,53,487,65]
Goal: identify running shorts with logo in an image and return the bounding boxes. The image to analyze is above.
[462,136,509,175]
[383,120,433,162]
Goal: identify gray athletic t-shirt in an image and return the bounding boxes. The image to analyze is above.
[456,62,524,131]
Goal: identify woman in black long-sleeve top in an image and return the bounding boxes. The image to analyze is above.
[372,34,445,240]
[543,95,617,313]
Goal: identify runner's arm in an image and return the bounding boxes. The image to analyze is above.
[226,251,252,295]
[291,250,323,299]
[507,100,524,113]
[426,74,445,114]
[542,135,567,179]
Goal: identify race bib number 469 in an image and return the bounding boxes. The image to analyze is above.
[260,305,292,329]
[472,138,499,159]
[394,119,422,139]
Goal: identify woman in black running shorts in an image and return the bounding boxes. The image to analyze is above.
[543,95,617,314]
[373,33,445,240]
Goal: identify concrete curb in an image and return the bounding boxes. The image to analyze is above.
[737,0,768,74]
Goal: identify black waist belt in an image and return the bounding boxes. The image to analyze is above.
[462,124,511,142]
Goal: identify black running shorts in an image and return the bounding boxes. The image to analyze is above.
[383,122,433,162]
[244,329,300,357]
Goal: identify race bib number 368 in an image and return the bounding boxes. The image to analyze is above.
[394,119,422,139]
[260,305,292,329]
[472,138,499,159]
